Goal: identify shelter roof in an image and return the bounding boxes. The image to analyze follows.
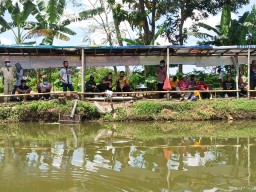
[0,44,256,57]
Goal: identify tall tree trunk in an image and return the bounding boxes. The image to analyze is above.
[139,0,150,44]
[111,4,131,75]
[178,2,185,73]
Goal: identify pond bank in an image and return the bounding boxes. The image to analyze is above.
[0,99,256,123]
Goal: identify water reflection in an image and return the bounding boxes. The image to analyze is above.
[0,122,255,191]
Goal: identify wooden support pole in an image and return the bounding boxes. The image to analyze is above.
[81,49,85,100]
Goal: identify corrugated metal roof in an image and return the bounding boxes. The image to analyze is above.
[0,44,256,57]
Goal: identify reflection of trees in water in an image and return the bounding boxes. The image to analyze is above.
[0,135,255,191]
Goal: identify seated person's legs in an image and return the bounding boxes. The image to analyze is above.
[123,85,130,92]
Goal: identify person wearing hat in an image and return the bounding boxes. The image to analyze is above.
[250,60,256,90]
[12,63,24,94]
[0,59,16,102]
[85,75,97,92]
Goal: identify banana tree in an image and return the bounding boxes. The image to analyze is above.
[0,0,36,44]
[27,0,104,45]
[190,5,249,46]
[244,5,256,44]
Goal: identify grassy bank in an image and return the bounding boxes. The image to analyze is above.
[0,99,256,122]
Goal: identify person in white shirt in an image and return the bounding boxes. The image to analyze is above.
[0,59,16,102]
[60,61,74,92]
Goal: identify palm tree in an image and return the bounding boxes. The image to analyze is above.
[0,0,36,44]
[27,0,104,45]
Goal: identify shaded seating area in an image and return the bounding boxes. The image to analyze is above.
[0,44,256,102]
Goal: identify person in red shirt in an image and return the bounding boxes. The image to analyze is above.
[196,78,210,99]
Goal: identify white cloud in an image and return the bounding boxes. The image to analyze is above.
[0,37,13,45]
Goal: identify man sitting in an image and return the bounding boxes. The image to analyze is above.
[223,76,236,97]
[17,80,32,100]
[86,75,97,92]
[37,77,52,100]
[116,71,130,92]
[97,72,113,92]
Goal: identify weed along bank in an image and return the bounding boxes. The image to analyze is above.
[0,99,255,123]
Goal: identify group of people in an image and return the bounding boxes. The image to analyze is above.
[1,57,255,102]
[156,59,256,100]
[0,59,53,102]
[85,71,130,93]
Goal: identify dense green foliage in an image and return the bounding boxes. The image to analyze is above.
[0,99,100,122]
[0,99,255,123]
[102,99,256,122]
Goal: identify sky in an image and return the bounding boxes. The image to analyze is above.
[0,0,255,74]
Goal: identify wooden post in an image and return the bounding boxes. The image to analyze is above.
[231,56,239,99]
[248,48,251,99]
[167,47,170,100]
[81,49,85,100]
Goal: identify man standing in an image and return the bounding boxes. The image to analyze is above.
[156,60,167,98]
[0,59,16,102]
[250,60,256,90]
[60,61,74,92]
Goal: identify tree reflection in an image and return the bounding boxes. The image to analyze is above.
[0,123,255,191]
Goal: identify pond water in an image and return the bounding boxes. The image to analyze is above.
[0,121,256,191]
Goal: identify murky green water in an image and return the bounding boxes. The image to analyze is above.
[0,121,256,191]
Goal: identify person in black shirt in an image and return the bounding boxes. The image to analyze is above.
[86,75,97,92]
[97,72,113,92]
[250,60,256,89]
[223,76,235,97]
[17,80,32,100]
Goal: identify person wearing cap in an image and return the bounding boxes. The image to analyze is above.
[0,59,16,102]
[12,63,24,94]
[116,71,130,92]
[37,77,52,100]
[85,75,97,92]
[250,60,256,90]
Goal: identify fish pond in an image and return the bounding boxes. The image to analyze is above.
[0,121,256,191]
